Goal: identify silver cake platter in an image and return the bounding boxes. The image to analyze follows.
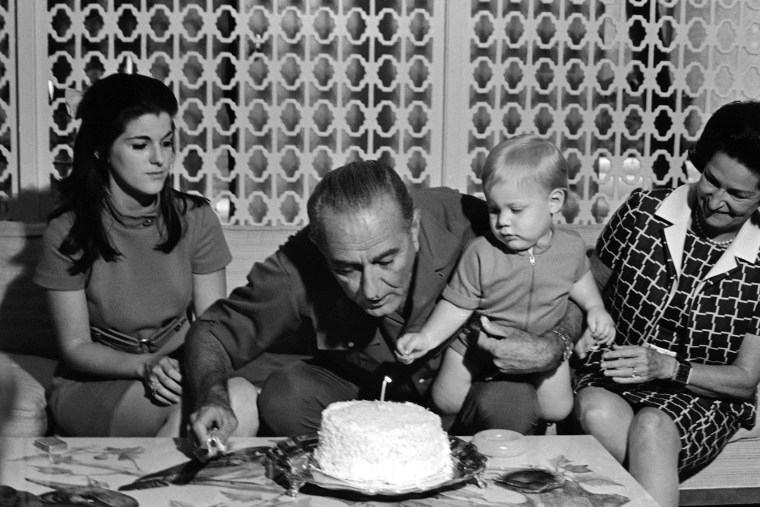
[266,432,487,497]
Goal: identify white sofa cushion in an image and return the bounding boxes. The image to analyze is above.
[0,352,57,437]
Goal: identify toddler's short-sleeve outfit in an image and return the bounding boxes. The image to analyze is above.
[447,228,589,374]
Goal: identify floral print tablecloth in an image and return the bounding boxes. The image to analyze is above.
[0,435,655,506]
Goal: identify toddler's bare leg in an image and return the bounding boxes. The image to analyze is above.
[431,348,473,416]
[533,360,573,421]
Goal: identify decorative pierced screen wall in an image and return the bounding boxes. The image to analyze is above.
[44,0,444,225]
[0,0,15,218]
[6,0,760,224]
[453,0,760,224]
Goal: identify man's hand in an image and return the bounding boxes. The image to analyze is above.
[184,323,239,459]
[476,316,565,374]
[189,398,238,459]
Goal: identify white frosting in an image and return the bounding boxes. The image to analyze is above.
[313,400,453,487]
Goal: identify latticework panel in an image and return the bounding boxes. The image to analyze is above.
[463,0,760,224]
[45,0,443,225]
[0,0,15,220]
[36,0,760,226]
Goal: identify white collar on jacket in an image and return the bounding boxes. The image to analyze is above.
[654,183,760,279]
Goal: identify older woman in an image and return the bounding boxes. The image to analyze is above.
[573,100,760,507]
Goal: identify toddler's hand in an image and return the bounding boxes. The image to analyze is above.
[587,306,616,349]
[573,328,594,359]
[395,332,433,365]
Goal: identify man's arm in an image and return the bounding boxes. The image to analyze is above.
[475,300,584,374]
[185,322,238,444]
[185,229,316,444]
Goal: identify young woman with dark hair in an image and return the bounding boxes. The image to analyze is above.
[35,73,258,437]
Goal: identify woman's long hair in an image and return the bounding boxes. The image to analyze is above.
[50,73,207,275]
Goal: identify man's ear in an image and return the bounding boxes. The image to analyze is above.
[548,188,566,215]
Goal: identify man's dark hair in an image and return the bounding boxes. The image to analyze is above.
[307,160,414,248]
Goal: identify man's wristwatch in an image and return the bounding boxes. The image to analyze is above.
[551,327,573,362]
[673,358,692,386]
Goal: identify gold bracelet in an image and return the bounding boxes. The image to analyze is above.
[551,327,573,362]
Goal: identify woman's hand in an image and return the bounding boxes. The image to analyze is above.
[600,344,675,383]
[143,356,183,405]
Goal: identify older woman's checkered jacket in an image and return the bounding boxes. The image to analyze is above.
[575,185,759,474]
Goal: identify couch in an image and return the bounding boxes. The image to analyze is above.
[1,220,758,504]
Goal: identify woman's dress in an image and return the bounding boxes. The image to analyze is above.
[575,186,759,475]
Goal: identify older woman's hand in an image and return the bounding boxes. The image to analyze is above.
[600,344,675,383]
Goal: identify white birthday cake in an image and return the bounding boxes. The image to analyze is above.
[312,400,453,488]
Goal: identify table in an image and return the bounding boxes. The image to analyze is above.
[0,435,658,506]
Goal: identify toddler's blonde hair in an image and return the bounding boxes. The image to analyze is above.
[480,134,568,196]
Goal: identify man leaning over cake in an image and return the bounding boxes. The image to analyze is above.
[185,160,582,447]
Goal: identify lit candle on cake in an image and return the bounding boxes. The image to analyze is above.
[380,375,392,401]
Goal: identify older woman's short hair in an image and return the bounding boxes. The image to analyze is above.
[689,100,760,176]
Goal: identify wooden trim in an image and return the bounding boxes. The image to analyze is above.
[679,436,760,505]
[679,486,760,506]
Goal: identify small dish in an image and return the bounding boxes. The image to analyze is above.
[472,429,524,458]
[495,467,565,493]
